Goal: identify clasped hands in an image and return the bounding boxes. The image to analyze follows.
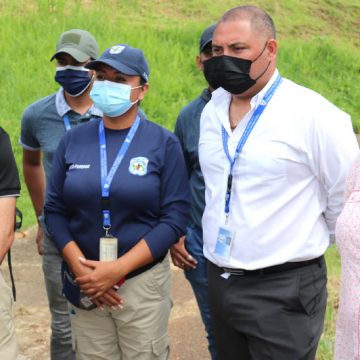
[76,257,124,310]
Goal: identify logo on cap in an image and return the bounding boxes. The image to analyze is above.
[109,45,125,54]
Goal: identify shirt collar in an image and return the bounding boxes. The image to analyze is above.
[200,88,212,102]
[211,69,279,132]
[249,69,279,109]
[55,88,102,118]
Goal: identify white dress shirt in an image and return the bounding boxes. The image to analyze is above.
[199,70,359,269]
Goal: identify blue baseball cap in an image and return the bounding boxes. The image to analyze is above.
[199,24,216,53]
[85,44,149,82]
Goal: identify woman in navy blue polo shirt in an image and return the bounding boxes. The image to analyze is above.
[45,44,190,360]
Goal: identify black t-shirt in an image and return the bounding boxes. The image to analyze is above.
[0,127,20,197]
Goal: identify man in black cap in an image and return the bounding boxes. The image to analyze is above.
[170,23,218,360]
[20,29,101,360]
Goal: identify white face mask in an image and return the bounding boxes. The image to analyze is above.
[90,80,141,117]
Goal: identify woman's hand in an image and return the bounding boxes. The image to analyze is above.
[72,258,123,309]
[96,290,124,310]
[76,257,124,299]
[60,241,123,309]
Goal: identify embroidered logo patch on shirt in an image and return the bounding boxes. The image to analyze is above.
[69,164,90,170]
[129,157,148,176]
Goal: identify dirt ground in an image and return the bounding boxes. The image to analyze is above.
[3,226,209,360]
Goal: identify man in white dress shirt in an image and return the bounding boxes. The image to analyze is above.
[199,5,359,360]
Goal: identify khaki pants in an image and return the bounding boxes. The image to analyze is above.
[69,257,171,360]
[0,269,19,360]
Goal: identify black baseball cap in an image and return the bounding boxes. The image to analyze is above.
[199,24,216,53]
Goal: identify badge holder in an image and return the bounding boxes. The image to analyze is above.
[214,174,235,261]
[99,231,118,262]
[214,223,235,261]
[100,201,125,289]
[100,195,118,262]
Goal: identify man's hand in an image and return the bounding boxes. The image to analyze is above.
[36,224,43,255]
[170,236,197,270]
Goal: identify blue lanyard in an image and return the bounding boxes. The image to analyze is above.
[63,115,72,131]
[222,74,282,218]
[99,116,140,232]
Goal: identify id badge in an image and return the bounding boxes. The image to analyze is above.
[214,226,235,260]
[99,236,118,261]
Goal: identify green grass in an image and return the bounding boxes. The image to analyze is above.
[0,1,358,358]
[321,246,341,359]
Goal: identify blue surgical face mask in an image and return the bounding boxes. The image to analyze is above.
[55,65,92,97]
[90,80,141,117]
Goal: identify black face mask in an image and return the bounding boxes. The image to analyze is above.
[203,63,220,90]
[203,44,270,95]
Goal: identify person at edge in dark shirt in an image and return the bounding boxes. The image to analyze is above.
[170,23,218,360]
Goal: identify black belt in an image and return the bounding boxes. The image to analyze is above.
[221,256,324,276]
[126,254,166,280]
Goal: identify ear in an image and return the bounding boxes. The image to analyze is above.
[138,83,149,101]
[88,69,96,79]
[196,55,204,71]
[267,39,277,60]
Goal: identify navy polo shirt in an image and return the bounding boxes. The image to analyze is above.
[174,88,211,229]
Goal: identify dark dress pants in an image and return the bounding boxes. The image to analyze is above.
[207,258,327,360]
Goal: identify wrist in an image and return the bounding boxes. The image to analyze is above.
[115,257,129,278]
[36,213,43,225]
[72,261,91,277]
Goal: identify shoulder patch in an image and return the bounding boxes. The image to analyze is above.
[129,157,148,176]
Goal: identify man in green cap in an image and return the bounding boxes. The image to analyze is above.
[20,29,101,360]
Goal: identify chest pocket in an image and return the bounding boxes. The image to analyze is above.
[242,140,288,180]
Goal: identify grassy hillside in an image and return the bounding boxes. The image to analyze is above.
[1,0,359,227]
[0,1,359,358]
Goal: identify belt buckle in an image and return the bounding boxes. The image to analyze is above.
[224,268,245,276]
[235,269,245,276]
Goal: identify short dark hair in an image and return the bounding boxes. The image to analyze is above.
[140,77,147,86]
[201,42,213,55]
[220,6,276,39]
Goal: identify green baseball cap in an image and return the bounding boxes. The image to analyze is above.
[50,29,98,62]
